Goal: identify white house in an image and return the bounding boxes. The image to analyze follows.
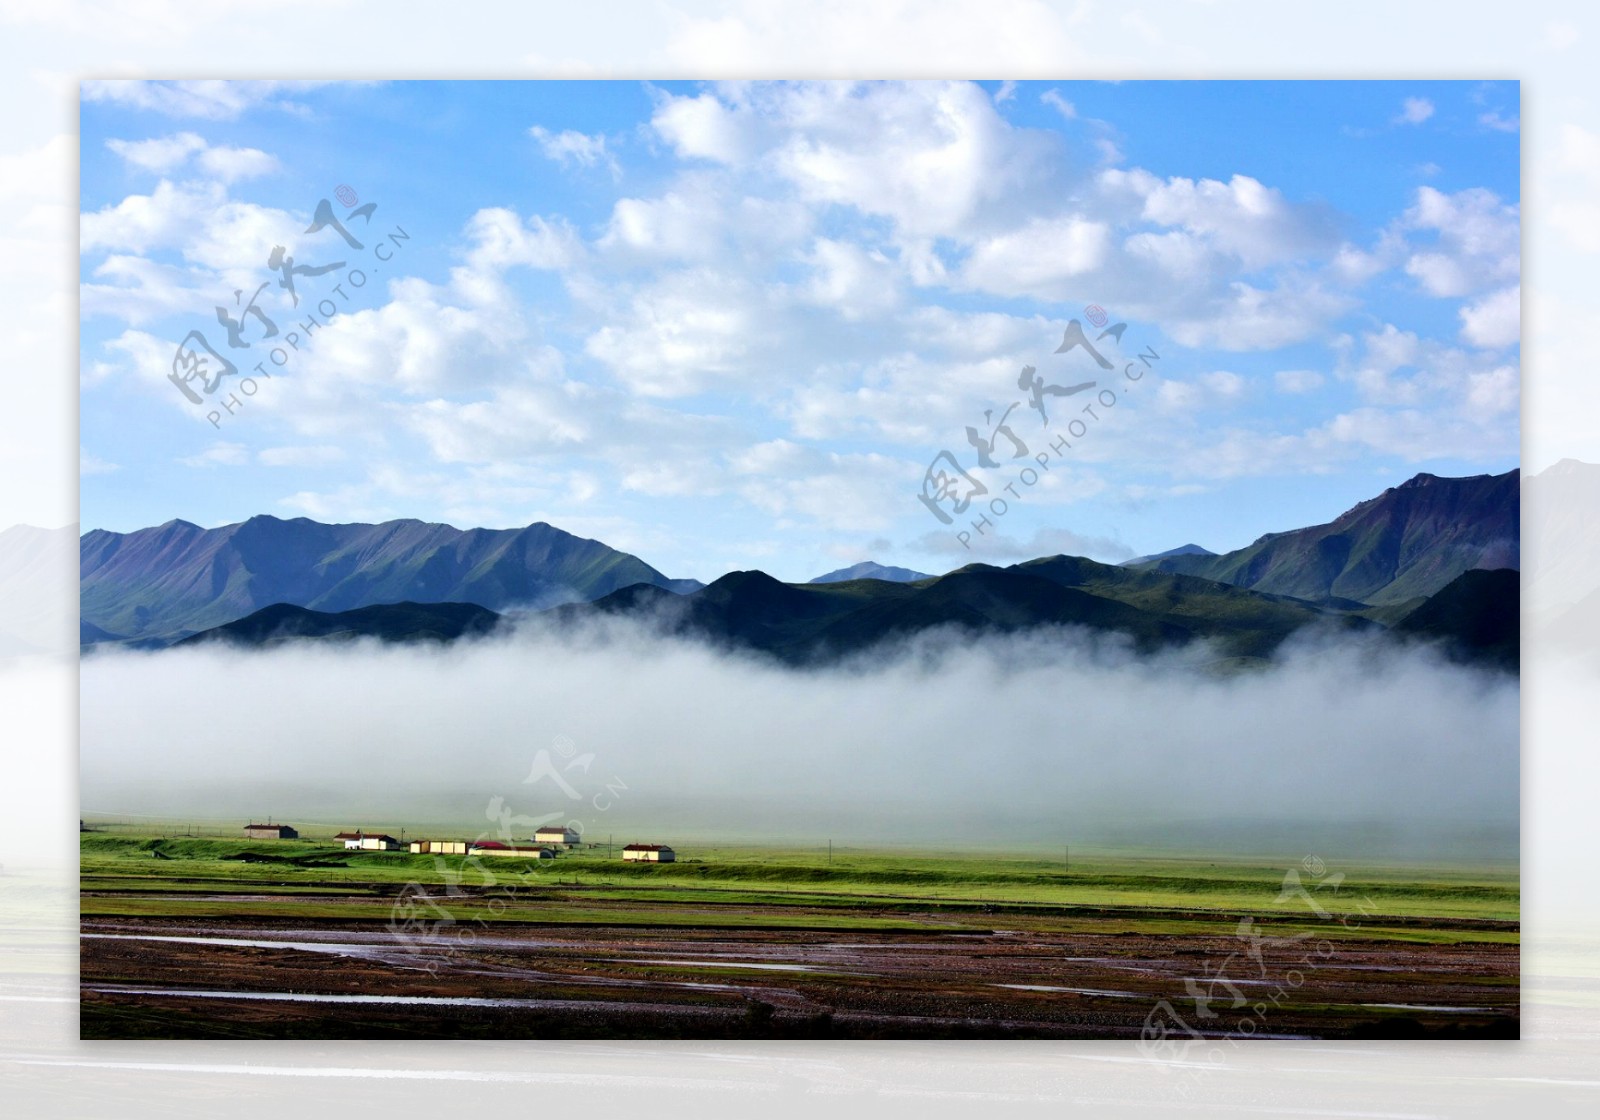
[533,825,580,846]
[622,844,675,862]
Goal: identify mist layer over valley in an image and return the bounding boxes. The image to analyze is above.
[80,615,1518,861]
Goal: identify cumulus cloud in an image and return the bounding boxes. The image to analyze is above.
[1105,169,1338,270]
[106,132,279,181]
[800,237,904,320]
[1459,284,1521,349]
[105,132,206,173]
[961,216,1111,293]
[528,125,618,175]
[652,81,1056,242]
[1401,186,1520,298]
[1395,97,1434,125]
[584,268,771,397]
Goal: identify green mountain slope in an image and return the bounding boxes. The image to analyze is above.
[1137,470,1518,605]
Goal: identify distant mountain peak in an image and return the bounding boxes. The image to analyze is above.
[1124,543,1217,567]
[707,569,789,592]
[810,560,932,585]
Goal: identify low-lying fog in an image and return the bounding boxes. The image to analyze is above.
[79,619,1519,861]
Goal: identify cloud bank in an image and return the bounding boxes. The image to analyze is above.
[80,620,1518,859]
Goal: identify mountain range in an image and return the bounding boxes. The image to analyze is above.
[545,554,1368,664]
[79,468,1524,670]
[1131,470,1518,606]
[80,515,702,645]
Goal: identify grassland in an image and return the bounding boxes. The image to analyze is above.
[79,827,1519,1039]
[80,831,1518,932]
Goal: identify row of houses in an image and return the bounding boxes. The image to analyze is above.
[244,824,673,861]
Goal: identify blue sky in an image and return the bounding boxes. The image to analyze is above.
[79,80,1520,583]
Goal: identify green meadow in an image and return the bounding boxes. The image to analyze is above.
[80,829,1518,940]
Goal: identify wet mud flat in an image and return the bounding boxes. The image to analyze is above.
[80,908,1519,1040]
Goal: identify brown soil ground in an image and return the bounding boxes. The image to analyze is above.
[80,909,1519,1040]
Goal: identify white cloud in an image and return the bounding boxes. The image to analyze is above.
[1478,111,1520,134]
[961,216,1110,295]
[1155,371,1246,413]
[105,132,205,173]
[80,329,173,395]
[651,81,1056,242]
[1459,285,1521,349]
[600,190,726,263]
[79,447,120,476]
[1275,369,1325,394]
[1041,89,1076,120]
[179,441,249,467]
[460,207,582,274]
[528,125,618,175]
[1401,186,1519,298]
[596,177,811,269]
[1464,363,1519,415]
[82,79,337,120]
[1159,279,1352,352]
[257,445,348,468]
[1344,322,1519,418]
[405,385,594,464]
[729,440,918,532]
[1104,168,1336,270]
[584,268,770,397]
[1319,405,1517,461]
[1395,98,1434,125]
[650,89,761,164]
[105,131,278,182]
[196,144,279,182]
[80,179,224,255]
[801,238,903,320]
[80,179,305,283]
